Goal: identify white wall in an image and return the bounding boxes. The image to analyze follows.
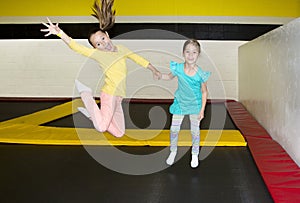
[239,18,300,166]
[0,39,245,99]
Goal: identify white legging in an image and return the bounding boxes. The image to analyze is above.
[170,114,200,155]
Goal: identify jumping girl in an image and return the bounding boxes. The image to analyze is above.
[41,0,161,138]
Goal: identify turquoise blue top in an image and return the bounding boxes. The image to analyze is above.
[169,61,211,115]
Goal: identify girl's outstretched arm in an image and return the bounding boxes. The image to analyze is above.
[41,17,95,58]
[41,17,71,44]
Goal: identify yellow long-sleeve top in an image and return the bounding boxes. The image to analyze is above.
[69,39,150,97]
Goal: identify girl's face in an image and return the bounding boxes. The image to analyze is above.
[183,43,200,65]
[90,31,114,51]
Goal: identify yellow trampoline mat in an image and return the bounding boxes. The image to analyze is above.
[0,99,247,146]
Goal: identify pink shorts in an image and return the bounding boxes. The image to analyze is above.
[80,91,125,137]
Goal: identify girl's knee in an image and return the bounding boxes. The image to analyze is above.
[113,132,124,138]
[170,125,180,133]
[94,120,111,132]
[108,128,125,138]
[95,125,108,133]
[95,127,124,138]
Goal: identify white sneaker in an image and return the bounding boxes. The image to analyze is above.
[191,155,199,168]
[77,107,90,118]
[166,151,177,165]
[75,79,92,93]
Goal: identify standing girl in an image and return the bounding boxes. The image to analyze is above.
[162,39,210,168]
[41,0,161,138]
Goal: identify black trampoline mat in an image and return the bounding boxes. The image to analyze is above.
[0,144,272,203]
[0,100,273,202]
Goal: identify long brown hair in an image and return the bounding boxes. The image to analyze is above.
[88,0,116,47]
[91,0,116,31]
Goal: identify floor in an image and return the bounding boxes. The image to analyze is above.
[0,100,273,203]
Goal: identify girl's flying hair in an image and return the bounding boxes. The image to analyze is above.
[91,0,116,31]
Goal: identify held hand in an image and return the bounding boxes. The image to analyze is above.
[40,17,60,37]
[147,64,161,80]
[153,70,162,80]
